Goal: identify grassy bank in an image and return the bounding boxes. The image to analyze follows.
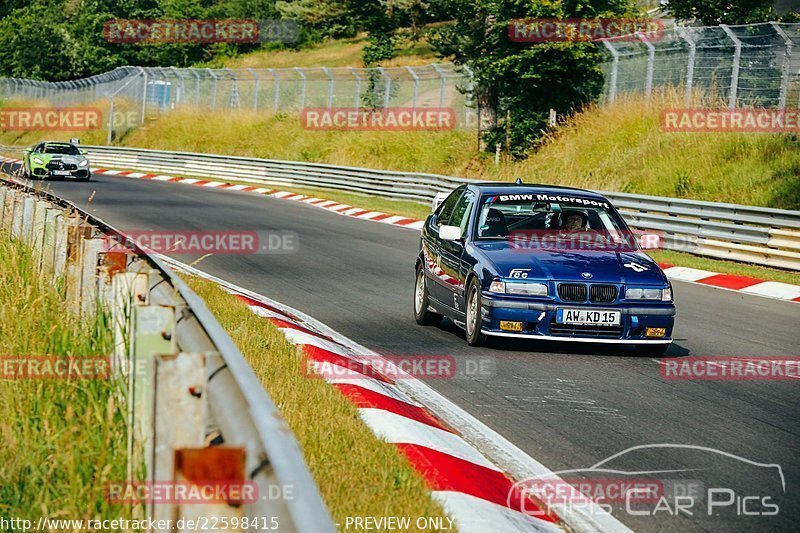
[3,92,796,209]
[186,276,449,528]
[0,230,127,518]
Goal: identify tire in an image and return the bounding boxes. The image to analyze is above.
[413,267,442,326]
[465,278,487,347]
[633,343,670,356]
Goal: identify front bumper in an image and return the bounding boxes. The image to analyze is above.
[481,293,675,344]
[32,167,90,179]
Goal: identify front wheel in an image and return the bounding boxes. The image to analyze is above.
[465,279,487,347]
[413,268,442,326]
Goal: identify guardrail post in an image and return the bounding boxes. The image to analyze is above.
[64,217,93,310]
[39,207,61,275]
[21,195,36,244]
[10,191,25,238]
[31,198,48,264]
[602,40,620,103]
[152,352,207,522]
[128,296,176,501]
[770,22,792,110]
[79,238,106,317]
[721,25,741,109]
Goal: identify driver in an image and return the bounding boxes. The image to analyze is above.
[560,210,588,232]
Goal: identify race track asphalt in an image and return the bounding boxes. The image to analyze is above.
[6,166,799,532]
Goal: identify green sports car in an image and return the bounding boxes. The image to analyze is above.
[22,141,91,181]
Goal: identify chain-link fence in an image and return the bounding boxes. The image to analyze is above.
[2,22,800,144]
[600,22,800,108]
[1,64,476,141]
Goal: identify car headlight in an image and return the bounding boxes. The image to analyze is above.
[488,279,548,296]
[32,157,44,165]
[625,287,667,300]
[78,160,88,167]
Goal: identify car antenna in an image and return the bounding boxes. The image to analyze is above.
[515,177,523,184]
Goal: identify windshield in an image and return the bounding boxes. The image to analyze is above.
[476,193,637,250]
[42,144,80,155]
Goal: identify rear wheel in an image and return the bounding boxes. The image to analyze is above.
[414,267,442,326]
[465,279,487,347]
[634,343,670,356]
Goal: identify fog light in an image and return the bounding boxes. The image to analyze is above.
[500,321,523,332]
[645,327,666,338]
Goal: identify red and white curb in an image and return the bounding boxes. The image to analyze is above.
[658,263,800,302]
[1,157,797,304]
[160,256,631,533]
[93,166,426,231]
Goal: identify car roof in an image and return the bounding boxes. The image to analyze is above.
[468,182,607,200]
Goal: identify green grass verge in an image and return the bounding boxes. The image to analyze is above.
[184,276,450,529]
[0,230,128,518]
[2,91,797,209]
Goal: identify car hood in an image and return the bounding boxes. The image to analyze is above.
[473,241,667,285]
[35,154,86,164]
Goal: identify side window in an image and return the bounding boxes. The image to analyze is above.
[449,190,476,233]
[33,143,42,153]
[435,188,464,228]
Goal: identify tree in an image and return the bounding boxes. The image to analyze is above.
[665,0,775,25]
[429,0,636,156]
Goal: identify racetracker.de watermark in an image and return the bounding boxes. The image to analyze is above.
[305,354,496,381]
[103,230,298,255]
[0,107,102,131]
[509,18,663,42]
[661,357,800,381]
[661,108,800,133]
[300,107,456,131]
[105,481,260,505]
[0,356,110,380]
[509,229,660,252]
[103,19,299,44]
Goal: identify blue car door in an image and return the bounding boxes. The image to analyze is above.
[436,188,477,313]
[425,187,464,306]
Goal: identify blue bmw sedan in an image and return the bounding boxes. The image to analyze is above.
[413,183,675,354]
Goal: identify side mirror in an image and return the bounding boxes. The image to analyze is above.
[80,150,88,155]
[432,191,449,212]
[439,225,463,241]
[23,148,31,153]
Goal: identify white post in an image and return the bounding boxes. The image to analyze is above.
[322,67,334,109]
[350,68,362,110]
[677,27,697,106]
[770,22,792,110]
[406,66,420,111]
[432,63,447,108]
[721,25,741,110]
[638,32,656,100]
[602,40,620,103]
[248,68,259,109]
[294,67,307,109]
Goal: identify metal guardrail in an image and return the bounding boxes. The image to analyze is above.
[0,173,334,530]
[3,143,799,271]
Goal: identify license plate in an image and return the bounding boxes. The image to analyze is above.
[52,170,71,176]
[557,308,621,326]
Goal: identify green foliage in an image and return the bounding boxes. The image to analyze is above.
[666,0,775,25]
[429,0,636,155]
